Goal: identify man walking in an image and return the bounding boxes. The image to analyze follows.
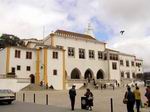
[69,85,76,111]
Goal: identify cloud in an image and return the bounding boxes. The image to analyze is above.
[101,0,150,71]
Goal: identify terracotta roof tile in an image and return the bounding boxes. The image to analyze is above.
[54,30,96,40]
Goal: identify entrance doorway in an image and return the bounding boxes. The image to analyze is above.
[30,74,35,83]
[96,69,104,79]
[84,69,94,82]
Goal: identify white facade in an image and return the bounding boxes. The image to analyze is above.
[0,29,144,90]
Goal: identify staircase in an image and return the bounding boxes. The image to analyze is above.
[21,84,53,91]
[80,80,97,90]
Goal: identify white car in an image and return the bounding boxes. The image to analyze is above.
[0,89,16,104]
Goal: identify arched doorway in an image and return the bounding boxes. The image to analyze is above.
[96,69,104,79]
[30,74,35,83]
[84,69,94,80]
[71,68,81,79]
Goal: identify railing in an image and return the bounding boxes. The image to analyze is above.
[66,79,87,83]
[6,73,16,78]
[96,79,116,84]
[0,74,6,79]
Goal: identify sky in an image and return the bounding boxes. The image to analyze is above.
[0,0,150,71]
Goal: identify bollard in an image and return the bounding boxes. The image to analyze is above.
[110,98,113,112]
[33,93,35,103]
[46,94,48,105]
[23,93,25,102]
[14,92,16,100]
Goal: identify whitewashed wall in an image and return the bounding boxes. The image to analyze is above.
[9,47,36,78]
[47,49,63,90]
[0,48,6,75]
[119,54,136,78]
[53,36,107,79]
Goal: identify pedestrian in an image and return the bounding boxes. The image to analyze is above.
[69,85,76,111]
[145,86,150,107]
[124,86,135,112]
[133,86,141,112]
[84,88,93,111]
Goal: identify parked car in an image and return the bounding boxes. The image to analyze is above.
[0,89,16,104]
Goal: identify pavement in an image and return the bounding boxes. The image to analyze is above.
[0,101,88,112]
[0,86,150,112]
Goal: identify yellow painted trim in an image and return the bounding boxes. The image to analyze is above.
[6,47,10,73]
[62,50,66,90]
[35,49,40,84]
[44,48,48,85]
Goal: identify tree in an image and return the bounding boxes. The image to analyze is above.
[0,34,25,48]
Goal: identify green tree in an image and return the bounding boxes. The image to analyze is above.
[0,34,25,48]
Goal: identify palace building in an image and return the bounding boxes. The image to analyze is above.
[0,27,143,91]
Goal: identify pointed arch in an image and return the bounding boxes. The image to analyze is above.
[71,68,81,79]
[96,69,104,79]
[84,68,94,79]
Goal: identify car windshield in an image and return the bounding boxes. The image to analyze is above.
[0,89,13,93]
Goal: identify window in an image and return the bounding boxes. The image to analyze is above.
[109,53,118,60]
[26,66,31,71]
[136,63,141,68]
[56,45,63,49]
[79,48,85,59]
[26,52,32,59]
[112,62,117,70]
[131,61,134,66]
[53,52,58,59]
[126,60,129,67]
[11,67,15,73]
[132,73,135,78]
[121,71,124,78]
[89,50,95,59]
[104,53,107,60]
[110,54,113,60]
[17,65,21,70]
[53,69,57,75]
[120,60,124,66]
[68,47,75,57]
[113,54,118,60]
[15,50,21,58]
[126,72,130,78]
[98,51,103,59]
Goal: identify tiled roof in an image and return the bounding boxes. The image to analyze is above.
[54,30,96,40]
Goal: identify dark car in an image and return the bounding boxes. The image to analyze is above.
[0,89,16,104]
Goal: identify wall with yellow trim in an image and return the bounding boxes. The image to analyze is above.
[35,49,40,84]
[43,48,48,85]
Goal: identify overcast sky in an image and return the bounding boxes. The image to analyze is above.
[0,0,150,71]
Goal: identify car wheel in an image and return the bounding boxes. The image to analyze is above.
[8,101,12,104]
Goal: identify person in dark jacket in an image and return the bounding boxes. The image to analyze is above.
[124,86,135,112]
[69,85,76,111]
[84,88,93,111]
